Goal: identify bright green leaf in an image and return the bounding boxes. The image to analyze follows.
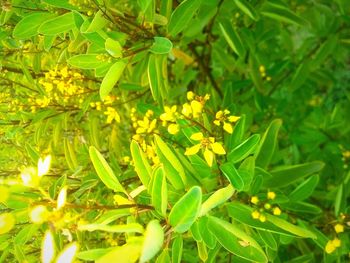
[99,60,126,100]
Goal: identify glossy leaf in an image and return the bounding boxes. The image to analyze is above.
[84,10,108,33]
[263,161,325,188]
[255,119,282,169]
[200,184,234,216]
[219,20,245,57]
[169,186,202,233]
[171,235,183,263]
[151,166,168,217]
[38,12,76,35]
[168,0,202,36]
[105,38,123,58]
[227,134,260,163]
[208,216,268,263]
[89,146,126,194]
[261,2,306,26]
[96,241,142,263]
[130,140,152,188]
[13,13,54,39]
[150,37,173,54]
[234,0,259,21]
[99,60,126,100]
[67,54,102,69]
[289,175,319,202]
[220,162,244,191]
[140,220,164,263]
[78,223,144,233]
[154,134,185,189]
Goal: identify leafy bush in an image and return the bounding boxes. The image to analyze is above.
[0,0,349,262]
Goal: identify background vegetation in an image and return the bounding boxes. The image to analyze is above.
[0,0,349,262]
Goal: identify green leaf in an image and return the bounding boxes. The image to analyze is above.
[257,230,277,250]
[263,161,325,188]
[290,61,311,91]
[147,54,168,104]
[226,114,246,150]
[100,60,127,100]
[233,0,259,21]
[154,134,185,189]
[67,54,103,69]
[266,214,316,239]
[169,186,202,233]
[105,38,123,58]
[289,175,319,202]
[13,12,54,39]
[198,217,216,249]
[220,162,244,191]
[78,223,144,233]
[255,119,282,169]
[227,134,260,163]
[261,2,306,26]
[89,146,127,194]
[207,216,268,263]
[96,240,143,263]
[311,35,338,68]
[219,20,245,57]
[84,10,109,33]
[140,220,164,263]
[200,185,234,216]
[150,37,173,54]
[168,0,202,36]
[38,12,76,35]
[171,235,183,263]
[227,203,308,237]
[130,140,151,188]
[77,248,114,261]
[151,166,168,217]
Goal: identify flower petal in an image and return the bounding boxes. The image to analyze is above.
[203,148,214,167]
[211,142,226,155]
[228,115,240,122]
[185,144,201,155]
[190,132,203,141]
[223,122,233,134]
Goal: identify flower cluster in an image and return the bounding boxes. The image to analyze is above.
[213,109,240,134]
[160,105,180,135]
[259,65,271,82]
[251,191,281,222]
[185,132,226,167]
[182,91,210,118]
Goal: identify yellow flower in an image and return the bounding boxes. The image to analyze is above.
[251,210,260,219]
[0,213,15,234]
[259,214,266,222]
[136,116,157,134]
[0,185,9,203]
[251,196,259,205]
[160,105,177,122]
[334,224,344,233]
[259,65,266,73]
[168,123,180,135]
[267,191,276,200]
[273,207,281,216]
[181,93,210,118]
[30,205,49,224]
[104,107,121,124]
[184,132,226,167]
[325,238,341,254]
[213,110,240,134]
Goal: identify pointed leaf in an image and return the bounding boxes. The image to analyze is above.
[150,37,173,54]
[151,166,168,217]
[130,140,151,188]
[200,185,234,216]
[13,13,55,39]
[100,60,126,100]
[38,12,76,35]
[227,134,260,163]
[140,220,164,263]
[89,146,127,194]
[169,186,202,233]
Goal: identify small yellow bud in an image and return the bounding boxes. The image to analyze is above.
[251,210,260,219]
[334,224,344,233]
[187,91,195,100]
[267,191,276,200]
[259,214,266,222]
[332,238,341,248]
[325,240,336,254]
[259,65,265,73]
[168,124,180,135]
[251,196,259,205]
[273,207,281,216]
[266,76,272,81]
[264,203,271,210]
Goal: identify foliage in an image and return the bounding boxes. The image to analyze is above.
[0,0,349,262]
